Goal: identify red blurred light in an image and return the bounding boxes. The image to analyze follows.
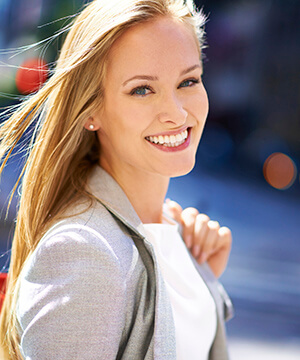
[263,152,297,190]
[15,58,48,94]
[0,273,7,313]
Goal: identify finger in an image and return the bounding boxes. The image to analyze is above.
[197,220,220,263]
[207,226,232,277]
[216,226,232,253]
[181,207,200,248]
[191,213,209,256]
[208,226,232,255]
[163,199,183,223]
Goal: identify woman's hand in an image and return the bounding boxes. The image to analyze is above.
[165,199,232,278]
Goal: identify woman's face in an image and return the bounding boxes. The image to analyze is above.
[93,16,209,180]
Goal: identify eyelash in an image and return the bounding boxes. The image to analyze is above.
[130,85,152,96]
[179,78,200,88]
[130,77,201,96]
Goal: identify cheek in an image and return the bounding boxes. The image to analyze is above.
[198,85,209,112]
[187,90,209,122]
[117,102,154,133]
[98,105,145,145]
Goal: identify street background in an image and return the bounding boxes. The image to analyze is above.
[0,0,299,358]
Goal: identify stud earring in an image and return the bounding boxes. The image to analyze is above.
[89,124,95,130]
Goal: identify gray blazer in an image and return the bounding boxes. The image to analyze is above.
[17,166,233,359]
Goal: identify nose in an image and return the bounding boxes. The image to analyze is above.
[157,92,187,126]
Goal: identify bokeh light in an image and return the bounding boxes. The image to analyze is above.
[263,152,297,190]
[15,57,48,94]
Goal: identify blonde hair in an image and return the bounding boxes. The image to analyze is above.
[0,0,205,358]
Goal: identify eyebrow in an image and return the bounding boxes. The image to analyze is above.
[122,64,202,87]
[122,75,159,87]
[180,64,202,76]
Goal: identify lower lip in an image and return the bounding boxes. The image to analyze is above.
[146,129,191,152]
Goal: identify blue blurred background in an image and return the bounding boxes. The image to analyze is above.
[0,0,299,358]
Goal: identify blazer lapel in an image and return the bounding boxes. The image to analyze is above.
[86,166,143,235]
[87,166,176,359]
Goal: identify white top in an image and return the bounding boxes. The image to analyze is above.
[138,221,217,360]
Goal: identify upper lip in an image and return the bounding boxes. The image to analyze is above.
[146,126,189,138]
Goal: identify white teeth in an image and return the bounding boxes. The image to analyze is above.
[147,129,188,146]
[176,133,182,142]
[170,135,176,144]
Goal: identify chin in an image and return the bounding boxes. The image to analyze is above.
[164,158,196,178]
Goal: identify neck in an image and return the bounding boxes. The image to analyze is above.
[101,164,169,224]
[124,175,169,224]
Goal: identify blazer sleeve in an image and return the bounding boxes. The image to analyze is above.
[17,226,127,360]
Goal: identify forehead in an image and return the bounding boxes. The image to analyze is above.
[106,16,201,80]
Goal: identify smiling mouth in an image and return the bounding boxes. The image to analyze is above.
[145,128,189,147]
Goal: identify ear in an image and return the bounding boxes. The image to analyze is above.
[84,116,101,131]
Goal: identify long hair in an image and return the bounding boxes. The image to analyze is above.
[0,0,206,358]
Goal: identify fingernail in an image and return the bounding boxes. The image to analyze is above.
[193,245,201,257]
[199,252,208,263]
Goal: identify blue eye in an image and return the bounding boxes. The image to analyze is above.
[130,85,152,96]
[179,78,200,88]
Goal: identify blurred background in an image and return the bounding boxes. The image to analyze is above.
[0,0,299,358]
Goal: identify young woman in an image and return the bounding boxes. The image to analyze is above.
[0,0,233,359]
